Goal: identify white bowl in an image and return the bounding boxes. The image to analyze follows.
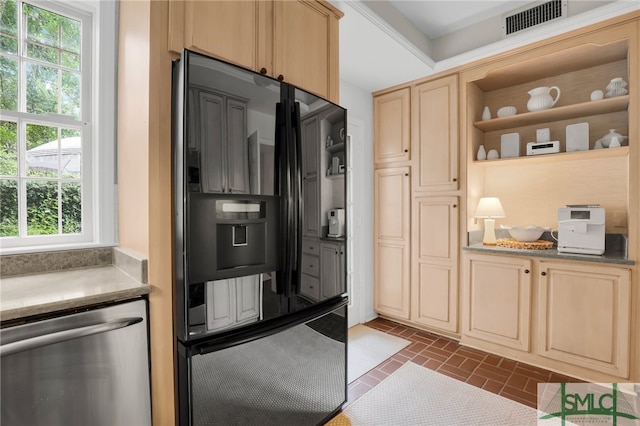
[497,106,517,118]
[501,225,549,242]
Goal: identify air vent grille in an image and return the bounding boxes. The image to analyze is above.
[503,0,566,36]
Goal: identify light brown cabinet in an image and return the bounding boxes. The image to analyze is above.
[461,21,636,231]
[168,0,342,102]
[374,88,411,165]
[411,197,459,332]
[411,75,459,192]
[462,252,632,380]
[373,75,460,332]
[537,261,631,378]
[462,254,532,351]
[373,166,411,319]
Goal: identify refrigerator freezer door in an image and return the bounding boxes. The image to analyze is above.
[177,300,347,426]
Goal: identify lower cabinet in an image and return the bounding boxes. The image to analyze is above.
[300,238,344,302]
[462,252,632,380]
[320,241,345,300]
[206,275,261,331]
[537,261,631,378]
[411,197,459,333]
[374,167,411,320]
[462,254,531,351]
[301,238,321,301]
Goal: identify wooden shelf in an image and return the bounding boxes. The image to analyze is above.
[473,96,629,132]
[475,40,628,91]
[472,145,628,166]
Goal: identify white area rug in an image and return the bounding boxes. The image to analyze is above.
[330,362,539,426]
[347,324,411,383]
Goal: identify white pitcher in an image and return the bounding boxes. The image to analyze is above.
[526,86,561,112]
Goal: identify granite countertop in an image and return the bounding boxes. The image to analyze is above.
[463,243,634,265]
[1,266,151,322]
[463,231,633,266]
[1,248,151,322]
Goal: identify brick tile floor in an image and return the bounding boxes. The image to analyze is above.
[347,317,582,408]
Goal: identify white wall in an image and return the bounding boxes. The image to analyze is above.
[339,80,377,324]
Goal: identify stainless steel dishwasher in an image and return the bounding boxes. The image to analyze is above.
[1,299,151,426]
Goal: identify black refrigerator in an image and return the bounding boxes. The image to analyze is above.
[172,50,348,426]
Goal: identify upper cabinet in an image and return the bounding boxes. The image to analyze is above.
[412,75,459,192]
[169,0,342,103]
[374,88,411,165]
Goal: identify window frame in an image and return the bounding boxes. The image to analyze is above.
[0,0,117,253]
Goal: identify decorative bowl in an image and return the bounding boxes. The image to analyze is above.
[497,106,517,118]
[500,225,550,242]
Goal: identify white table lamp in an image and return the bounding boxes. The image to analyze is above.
[474,197,505,246]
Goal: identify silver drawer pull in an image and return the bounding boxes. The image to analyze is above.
[1,317,143,357]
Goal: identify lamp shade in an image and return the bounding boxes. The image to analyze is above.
[474,197,505,218]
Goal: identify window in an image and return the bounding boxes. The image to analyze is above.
[0,0,116,252]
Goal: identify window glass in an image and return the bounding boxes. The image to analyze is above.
[0,0,89,247]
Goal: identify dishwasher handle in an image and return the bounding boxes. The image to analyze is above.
[1,317,143,357]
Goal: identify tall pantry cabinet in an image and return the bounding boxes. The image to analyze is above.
[373,75,461,335]
[373,88,411,319]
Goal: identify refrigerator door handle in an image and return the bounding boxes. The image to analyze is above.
[275,101,290,296]
[283,98,296,297]
[292,101,303,295]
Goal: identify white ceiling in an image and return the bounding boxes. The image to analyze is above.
[389,0,531,39]
[332,0,639,93]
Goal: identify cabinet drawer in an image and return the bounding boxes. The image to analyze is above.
[302,253,320,277]
[300,274,320,301]
[302,238,320,255]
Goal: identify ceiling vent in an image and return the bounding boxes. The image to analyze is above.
[502,0,567,37]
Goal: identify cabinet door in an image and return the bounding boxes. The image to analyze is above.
[374,167,410,241]
[374,88,410,164]
[178,0,260,71]
[374,167,410,319]
[206,279,236,331]
[320,242,344,300]
[301,115,319,179]
[302,177,319,236]
[226,99,249,194]
[199,92,226,193]
[236,275,260,323]
[537,262,630,378]
[273,1,338,100]
[412,75,458,192]
[300,274,320,301]
[411,197,459,332]
[463,254,532,351]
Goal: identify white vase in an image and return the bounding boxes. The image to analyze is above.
[482,106,491,121]
[477,145,487,161]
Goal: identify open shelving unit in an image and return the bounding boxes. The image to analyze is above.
[462,29,633,232]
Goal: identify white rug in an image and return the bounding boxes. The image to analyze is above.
[348,324,411,383]
[329,362,539,426]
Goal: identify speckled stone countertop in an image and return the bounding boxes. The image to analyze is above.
[464,231,634,266]
[1,247,151,322]
[0,266,151,322]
